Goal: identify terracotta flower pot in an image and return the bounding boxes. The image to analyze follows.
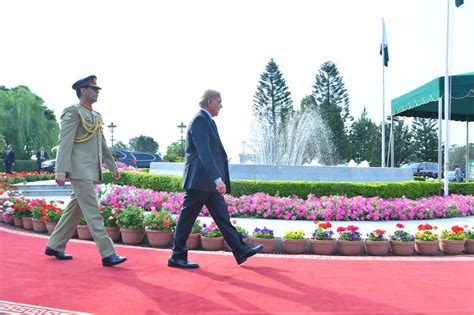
[186,233,201,250]
[251,237,275,253]
[439,239,465,255]
[3,213,13,224]
[201,236,224,251]
[32,218,47,233]
[13,216,23,227]
[45,221,57,235]
[365,240,390,256]
[465,239,474,254]
[389,240,415,256]
[120,228,145,245]
[77,225,93,240]
[106,227,121,242]
[311,239,337,255]
[21,217,33,230]
[283,239,306,254]
[414,240,439,256]
[146,230,172,247]
[337,240,363,256]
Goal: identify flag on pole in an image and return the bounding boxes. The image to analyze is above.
[380,19,389,67]
[455,0,464,7]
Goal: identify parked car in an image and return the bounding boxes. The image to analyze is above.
[414,162,439,179]
[401,162,421,176]
[41,149,162,172]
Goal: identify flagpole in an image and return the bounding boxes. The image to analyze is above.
[444,0,451,196]
[381,18,386,168]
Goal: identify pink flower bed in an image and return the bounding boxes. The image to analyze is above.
[96,184,474,222]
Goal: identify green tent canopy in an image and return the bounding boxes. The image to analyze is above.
[391,72,474,121]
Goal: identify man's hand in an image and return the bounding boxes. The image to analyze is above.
[215,178,226,195]
[55,174,66,186]
[113,170,121,180]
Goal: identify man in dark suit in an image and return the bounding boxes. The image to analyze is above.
[3,145,15,174]
[168,90,263,269]
[36,147,49,172]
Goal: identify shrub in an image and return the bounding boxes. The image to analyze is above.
[117,205,145,230]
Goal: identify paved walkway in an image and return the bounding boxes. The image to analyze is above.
[17,180,474,238]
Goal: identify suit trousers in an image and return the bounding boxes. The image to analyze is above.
[47,179,115,258]
[172,189,249,260]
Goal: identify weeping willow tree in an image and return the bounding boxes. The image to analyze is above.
[0,86,59,159]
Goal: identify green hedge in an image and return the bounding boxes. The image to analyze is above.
[103,171,474,199]
[1,160,38,173]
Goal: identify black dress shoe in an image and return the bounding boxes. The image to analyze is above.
[236,244,264,265]
[168,257,199,269]
[45,246,73,260]
[102,254,127,267]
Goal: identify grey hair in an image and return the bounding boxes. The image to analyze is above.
[199,89,220,108]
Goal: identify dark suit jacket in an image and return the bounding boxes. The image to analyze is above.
[36,150,49,161]
[4,150,15,163]
[182,109,231,193]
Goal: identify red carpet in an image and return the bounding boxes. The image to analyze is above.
[1,226,473,315]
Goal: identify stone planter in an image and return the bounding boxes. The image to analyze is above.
[337,240,363,256]
[186,233,201,250]
[146,230,172,247]
[45,221,58,235]
[365,240,390,256]
[311,239,337,255]
[106,227,121,242]
[465,239,474,254]
[414,240,439,256]
[76,225,93,240]
[120,228,145,245]
[389,240,415,256]
[32,218,47,233]
[201,236,224,251]
[21,217,33,230]
[282,239,306,254]
[439,239,465,255]
[13,216,23,227]
[251,237,276,253]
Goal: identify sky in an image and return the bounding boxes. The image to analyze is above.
[1,0,473,163]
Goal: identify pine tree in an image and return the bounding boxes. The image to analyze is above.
[252,58,294,164]
[410,118,438,162]
[350,108,379,165]
[311,61,353,163]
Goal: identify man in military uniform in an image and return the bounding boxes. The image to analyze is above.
[45,75,127,267]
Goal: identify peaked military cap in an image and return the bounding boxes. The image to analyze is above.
[72,75,101,90]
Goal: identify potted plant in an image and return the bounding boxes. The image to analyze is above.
[310,221,336,255]
[464,226,474,254]
[224,220,250,251]
[336,225,363,256]
[30,199,49,233]
[12,197,29,227]
[100,206,121,242]
[144,208,175,247]
[365,229,390,256]
[439,225,465,255]
[282,229,306,254]
[117,205,145,245]
[77,216,93,240]
[414,223,439,256]
[389,223,415,256]
[41,204,63,235]
[200,221,224,251]
[1,199,15,225]
[252,227,275,253]
[186,220,203,250]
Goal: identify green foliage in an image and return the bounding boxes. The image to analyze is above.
[144,209,175,231]
[0,160,38,173]
[0,86,59,159]
[103,171,474,198]
[129,135,159,153]
[163,141,185,162]
[410,118,438,162]
[117,205,145,230]
[350,107,380,165]
[100,206,119,227]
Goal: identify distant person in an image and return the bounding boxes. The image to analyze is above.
[35,146,49,172]
[454,166,463,182]
[45,75,127,267]
[169,89,263,269]
[3,144,15,174]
